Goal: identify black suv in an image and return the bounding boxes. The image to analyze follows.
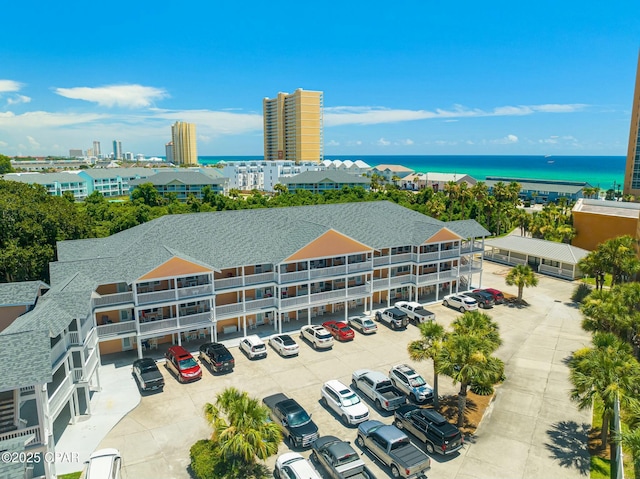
[463,291,495,309]
[198,342,235,373]
[394,405,464,455]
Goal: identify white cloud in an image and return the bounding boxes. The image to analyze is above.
[54,84,169,108]
[26,136,40,149]
[0,80,23,93]
[376,138,391,146]
[324,103,587,127]
[345,140,362,146]
[0,140,8,147]
[491,134,519,144]
[326,140,340,146]
[396,138,414,146]
[6,94,31,105]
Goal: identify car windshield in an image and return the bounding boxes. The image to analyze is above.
[339,326,351,332]
[141,364,157,373]
[341,393,361,406]
[363,319,375,327]
[318,333,332,340]
[288,410,311,427]
[410,376,426,387]
[281,335,295,345]
[179,357,198,369]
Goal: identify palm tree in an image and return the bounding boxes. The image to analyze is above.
[568,333,640,448]
[273,183,288,195]
[598,235,640,287]
[203,387,281,464]
[451,311,502,350]
[407,322,446,408]
[578,250,607,290]
[619,400,640,479]
[438,332,504,427]
[505,264,539,302]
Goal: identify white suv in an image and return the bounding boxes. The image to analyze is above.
[443,294,478,312]
[274,452,322,479]
[239,334,267,359]
[321,379,369,425]
[82,448,121,479]
[300,325,334,349]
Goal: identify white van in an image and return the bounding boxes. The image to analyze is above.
[82,448,121,479]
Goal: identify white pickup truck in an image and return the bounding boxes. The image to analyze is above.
[351,369,406,412]
[394,301,435,325]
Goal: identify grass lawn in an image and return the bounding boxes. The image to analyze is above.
[581,274,612,288]
[58,472,82,479]
[590,399,635,478]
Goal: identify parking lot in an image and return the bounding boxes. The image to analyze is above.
[69,262,592,479]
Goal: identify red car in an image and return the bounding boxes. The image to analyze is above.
[165,345,202,383]
[473,288,505,305]
[322,321,355,341]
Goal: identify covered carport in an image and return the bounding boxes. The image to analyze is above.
[484,236,589,280]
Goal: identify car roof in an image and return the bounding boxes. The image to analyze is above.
[86,448,120,479]
[392,364,418,376]
[356,370,388,382]
[324,379,352,394]
[133,358,156,367]
[244,334,264,345]
[168,345,191,356]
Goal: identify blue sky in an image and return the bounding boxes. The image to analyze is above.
[1,0,638,157]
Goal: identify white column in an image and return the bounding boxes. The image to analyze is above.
[136,337,143,359]
[84,386,91,415]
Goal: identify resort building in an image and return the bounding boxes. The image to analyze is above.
[218,160,323,192]
[171,121,198,166]
[263,89,324,163]
[0,201,488,478]
[624,51,640,197]
[279,170,371,193]
[484,236,589,280]
[128,170,227,200]
[485,177,590,204]
[2,172,89,200]
[370,164,415,182]
[78,167,154,197]
[322,159,371,175]
[0,281,49,333]
[400,172,477,192]
[572,198,640,251]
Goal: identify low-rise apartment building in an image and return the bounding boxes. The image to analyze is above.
[78,167,154,197]
[218,160,323,192]
[128,171,228,200]
[3,172,89,200]
[279,170,370,193]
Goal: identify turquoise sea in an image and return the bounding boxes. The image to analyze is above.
[198,155,625,191]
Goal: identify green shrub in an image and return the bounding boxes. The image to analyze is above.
[470,383,494,396]
[572,283,592,303]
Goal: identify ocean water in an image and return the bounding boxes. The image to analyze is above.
[199,155,625,191]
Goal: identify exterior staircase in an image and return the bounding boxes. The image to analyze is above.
[0,391,17,434]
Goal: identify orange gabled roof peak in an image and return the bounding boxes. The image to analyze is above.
[285,229,372,262]
[138,257,212,281]
[425,228,462,243]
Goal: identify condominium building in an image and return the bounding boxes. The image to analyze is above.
[3,172,89,200]
[92,141,101,158]
[165,141,174,163]
[218,160,323,192]
[263,89,323,163]
[624,51,640,196]
[171,121,198,165]
[0,201,488,477]
[280,170,371,193]
[112,140,123,160]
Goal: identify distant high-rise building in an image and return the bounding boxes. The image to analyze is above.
[113,140,123,160]
[165,141,174,163]
[92,141,101,158]
[69,149,84,158]
[171,121,197,165]
[263,88,323,163]
[624,52,640,196]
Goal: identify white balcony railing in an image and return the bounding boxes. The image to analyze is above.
[80,317,93,341]
[137,289,177,305]
[67,331,80,346]
[84,349,99,378]
[389,275,414,286]
[92,291,134,308]
[461,241,484,253]
[97,320,137,338]
[440,249,460,259]
[372,278,389,290]
[389,253,414,264]
[309,289,347,303]
[280,271,309,284]
[179,312,213,327]
[309,265,347,279]
[244,297,276,312]
[177,284,213,299]
[347,262,371,273]
[538,264,574,279]
[280,295,312,308]
[214,276,244,290]
[50,339,67,365]
[244,272,276,286]
[418,251,439,262]
[347,285,369,295]
[139,318,178,334]
[215,303,245,317]
[440,268,459,279]
[49,375,72,417]
[72,368,83,382]
[373,256,389,267]
[0,426,42,447]
[417,272,439,285]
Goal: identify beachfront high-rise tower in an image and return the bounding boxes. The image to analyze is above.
[623,51,640,197]
[263,88,323,163]
[171,121,198,165]
[112,140,122,160]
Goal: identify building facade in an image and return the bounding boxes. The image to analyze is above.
[3,172,89,200]
[128,171,227,200]
[572,198,640,251]
[92,141,101,158]
[112,140,123,160]
[165,142,174,163]
[78,167,154,197]
[624,51,640,197]
[218,160,323,192]
[485,177,589,204]
[171,121,198,166]
[280,170,370,193]
[263,89,323,163]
